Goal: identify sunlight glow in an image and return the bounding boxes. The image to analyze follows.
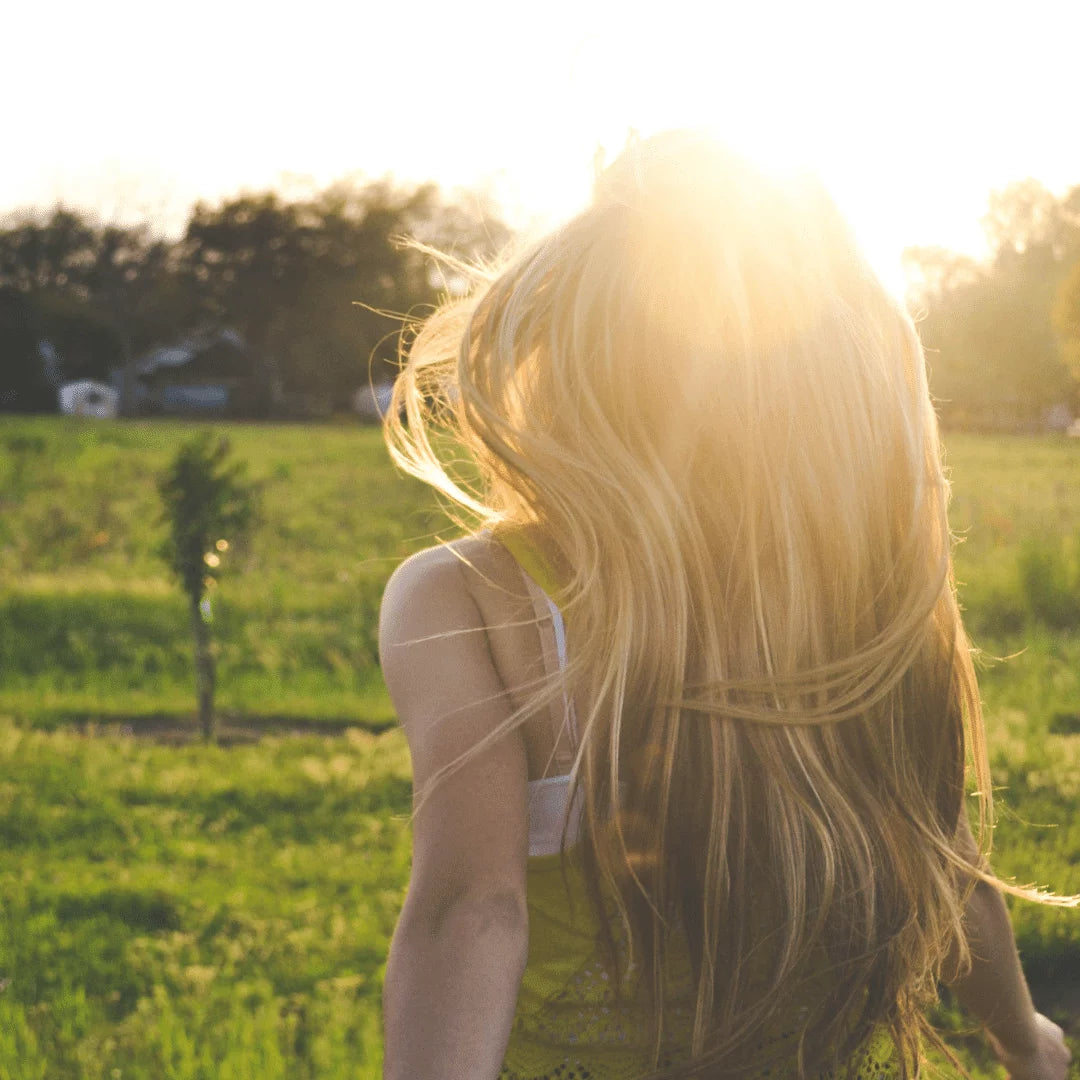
[4,0,1079,296]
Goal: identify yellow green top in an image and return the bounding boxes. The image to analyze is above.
[497,532,905,1079]
[501,823,903,1080]
[499,529,563,601]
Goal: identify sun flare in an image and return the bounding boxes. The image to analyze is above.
[4,0,1078,300]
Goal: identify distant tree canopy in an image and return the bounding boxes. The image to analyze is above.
[1053,252,1080,384]
[905,179,1080,429]
[9,175,1080,428]
[0,286,53,411]
[0,209,176,361]
[0,180,511,413]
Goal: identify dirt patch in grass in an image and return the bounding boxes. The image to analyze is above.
[21,709,395,743]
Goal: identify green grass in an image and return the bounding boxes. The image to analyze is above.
[0,417,452,727]
[0,719,410,1079]
[0,418,1079,1077]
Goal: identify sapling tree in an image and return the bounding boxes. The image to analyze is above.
[157,431,259,742]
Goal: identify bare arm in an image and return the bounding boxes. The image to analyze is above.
[944,816,1071,1080]
[380,546,530,1080]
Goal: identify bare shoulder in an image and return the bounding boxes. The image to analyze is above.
[380,538,531,903]
[378,545,471,672]
[380,542,468,615]
[378,538,529,827]
[379,535,523,649]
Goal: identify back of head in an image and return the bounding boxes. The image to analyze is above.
[387,131,984,1077]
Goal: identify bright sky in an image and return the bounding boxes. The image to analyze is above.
[8,0,1080,294]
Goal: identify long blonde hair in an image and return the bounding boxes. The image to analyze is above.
[385,132,1068,1077]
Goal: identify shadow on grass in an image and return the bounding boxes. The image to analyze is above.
[22,708,397,743]
[55,888,184,932]
[1029,970,1080,1035]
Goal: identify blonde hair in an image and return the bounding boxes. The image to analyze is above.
[385,131,1070,1078]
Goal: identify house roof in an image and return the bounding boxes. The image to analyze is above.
[60,378,115,395]
[135,329,247,377]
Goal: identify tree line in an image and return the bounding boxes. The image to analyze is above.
[904,179,1080,430]
[0,178,510,415]
[3,174,1080,427]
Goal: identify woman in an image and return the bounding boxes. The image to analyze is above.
[378,132,1074,1079]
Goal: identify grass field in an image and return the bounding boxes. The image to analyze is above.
[1,416,1079,1077]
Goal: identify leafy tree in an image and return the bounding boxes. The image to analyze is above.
[1054,259,1080,384]
[0,286,54,411]
[178,180,510,409]
[157,433,259,742]
[0,181,511,414]
[0,208,98,295]
[905,180,1080,428]
[0,208,187,369]
[981,179,1065,260]
[34,292,125,383]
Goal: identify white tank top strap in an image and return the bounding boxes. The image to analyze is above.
[540,590,581,748]
[515,559,584,856]
[516,565,579,774]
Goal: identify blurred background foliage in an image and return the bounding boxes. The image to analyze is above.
[0,178,510,416]
[4,175,1080,428]
[905,178,1080,429]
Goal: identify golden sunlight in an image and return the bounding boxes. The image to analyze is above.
[496,0,1053,296]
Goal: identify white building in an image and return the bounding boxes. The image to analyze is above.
[58,379,120,418]
[352,381,396,421]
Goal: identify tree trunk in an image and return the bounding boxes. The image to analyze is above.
[190,599,216,743]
